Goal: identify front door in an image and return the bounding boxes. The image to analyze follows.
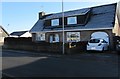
[49,34,59,43]
[55,34,59,42]
[50,35,53,43]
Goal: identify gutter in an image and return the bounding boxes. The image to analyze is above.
[30,27,113,33]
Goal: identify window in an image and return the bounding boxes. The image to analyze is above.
[51,19,59,26]
[50,34,59,43]
[67,17,77,25]
[67,32,80,42]
[36,33,45,41]
[101,39,108,43]
[89,39,100,43]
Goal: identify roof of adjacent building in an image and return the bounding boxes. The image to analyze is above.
[30,3,117,33]
[10,31,28,36]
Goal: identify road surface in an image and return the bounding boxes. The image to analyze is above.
[2,49,119,77]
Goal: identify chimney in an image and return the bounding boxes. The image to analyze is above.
[39,12,45,19]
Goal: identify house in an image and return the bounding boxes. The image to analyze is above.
[10,31,32,37]
[30,3,117,50]
[0,26,9,44]
[113,1,120,36]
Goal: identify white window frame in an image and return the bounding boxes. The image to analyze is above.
[36,33,45,41]
[51,19,59,26]
[67,16,77,25]
[67,32,80,42]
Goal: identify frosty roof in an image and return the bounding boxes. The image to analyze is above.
[29,20,44,33]
[30,3,117,33]
[44,8,90,20]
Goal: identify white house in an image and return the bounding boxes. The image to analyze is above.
[30,3,117,50]
[113,1,120,36]
[0,26,9,44]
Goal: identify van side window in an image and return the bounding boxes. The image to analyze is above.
[89,39,100,43]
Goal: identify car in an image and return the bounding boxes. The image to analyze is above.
[116,40,120,52]
[87,38,109,51]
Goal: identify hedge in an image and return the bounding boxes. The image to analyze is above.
[4,37,88,54]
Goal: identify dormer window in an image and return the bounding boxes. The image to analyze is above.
[51,19,59,26]
[67,16,77,25]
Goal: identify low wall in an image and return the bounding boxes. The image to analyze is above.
[3,37,87,54]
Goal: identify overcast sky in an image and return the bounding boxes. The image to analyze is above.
[1,0,119,33]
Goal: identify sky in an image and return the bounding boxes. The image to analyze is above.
[1,0,119,34]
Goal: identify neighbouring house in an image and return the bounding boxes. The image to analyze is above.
[113,1,120,36]
[30,3,117,50]
[0,26,9,44]
[10,31,32,37]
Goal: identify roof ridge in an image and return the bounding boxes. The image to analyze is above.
[44,3,116,17]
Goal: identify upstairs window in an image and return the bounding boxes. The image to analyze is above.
[51,19,59,26]
[67,16,77,25]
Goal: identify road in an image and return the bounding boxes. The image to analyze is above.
[2,49,119,77]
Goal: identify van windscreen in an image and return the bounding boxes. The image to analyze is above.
[89,39,100,43]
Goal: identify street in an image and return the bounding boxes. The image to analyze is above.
[2,49,119,77]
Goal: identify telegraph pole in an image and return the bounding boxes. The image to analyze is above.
[62,0,65,55]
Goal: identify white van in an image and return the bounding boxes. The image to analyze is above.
[87,38,109,51]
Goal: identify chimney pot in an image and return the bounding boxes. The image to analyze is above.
[39,12,45,19]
